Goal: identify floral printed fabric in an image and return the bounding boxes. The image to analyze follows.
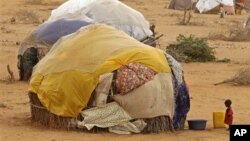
[115,63,156,95]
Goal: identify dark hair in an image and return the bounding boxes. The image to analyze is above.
[224,99,232,107]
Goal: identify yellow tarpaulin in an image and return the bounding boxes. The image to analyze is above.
[29,24,171,117]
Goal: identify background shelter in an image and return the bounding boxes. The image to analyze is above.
[48,0,153,41]
[168,0,193,10]
[18,19,91,81]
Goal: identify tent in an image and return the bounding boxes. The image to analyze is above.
[28,24,190,133]
[47,0,153,41]
[18,18,91,55]
[168,0,193,10]
[18,19,91,81]
[196,0,235,14]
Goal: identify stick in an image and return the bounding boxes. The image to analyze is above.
[7,64,14,82]
[214,79,232,86]
[187,10,192,24]
[155,34,164,40]
[183,10,187,24]
[140,36,150,42]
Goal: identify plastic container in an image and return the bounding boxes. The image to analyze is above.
[187,119,207,130]
[213,111,225,128]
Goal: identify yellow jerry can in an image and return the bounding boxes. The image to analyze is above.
[213,111,226,128]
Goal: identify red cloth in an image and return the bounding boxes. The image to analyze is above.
[224,107,233,125]
[236,0,245,3]
[223,6,235,15]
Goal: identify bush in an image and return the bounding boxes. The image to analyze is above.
[208,25,250,42]
[166,34,216,62]
[228,26,250,42]
[16,10,40,24]
[215,67,250,86]
[25,0,43,5]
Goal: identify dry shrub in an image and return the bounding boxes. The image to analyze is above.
[0,65,16,83]
[0,26,15,34]
[16,10,40,24]
[25,0,43,5]
[177,20,207,26]
[208,25,250,42]
[25,0,62,6]
[43,1,62,6]
[207,33,228,41]
[245,0,250,9]
[228,25,250,41]
[215,67,250,86]
[186,21,206,26]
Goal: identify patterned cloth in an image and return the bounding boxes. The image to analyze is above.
[115,63,156,95]
[77,102,132,130]
[166,53,183,85]
[109,120,147,134]
[165,53,190,129]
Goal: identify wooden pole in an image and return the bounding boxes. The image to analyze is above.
[7,64,14,82]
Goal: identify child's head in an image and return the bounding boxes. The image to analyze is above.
[224,99,232,108]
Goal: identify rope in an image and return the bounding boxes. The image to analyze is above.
[30,103,46,109]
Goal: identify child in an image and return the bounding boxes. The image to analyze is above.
[224,99,233,130]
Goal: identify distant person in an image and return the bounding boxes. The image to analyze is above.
[219,4,225,18]
[224,99,233,130]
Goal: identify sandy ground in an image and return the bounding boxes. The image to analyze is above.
[0,0,250,141]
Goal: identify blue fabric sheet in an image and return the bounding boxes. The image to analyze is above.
[165,53,190,129]
[173,82,190,129]
[34,19,91,45]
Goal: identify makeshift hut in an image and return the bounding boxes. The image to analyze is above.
[48,0,153,41]
[196,0,235,14]
[18,19,91,81]
[28,24,190,134]
[168,0,195,24]
[168,0,193,10]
